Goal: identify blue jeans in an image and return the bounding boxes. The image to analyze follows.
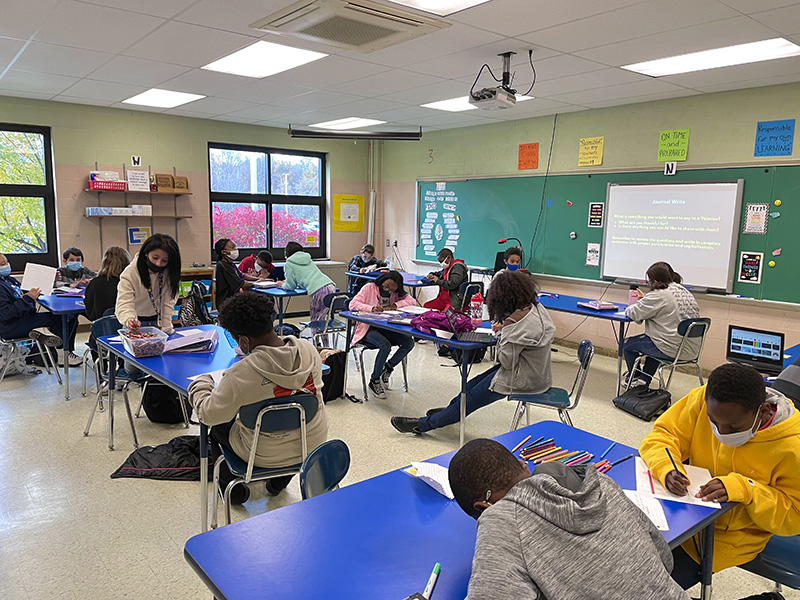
[418,364,505,431]
[623,334,673,384]
[363,329,415,381]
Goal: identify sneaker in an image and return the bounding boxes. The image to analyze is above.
[426,407,444,418]
[57,351,83,368]
[29,327,62,348]
[368,378,387,399]
[621,377,648,389]
[391,416,422,434]
[437,345,451,357]
[264,479,286,497]
[381,364,393,386]
[227,483,251,505]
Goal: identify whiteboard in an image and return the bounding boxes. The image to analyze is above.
[601,180,744,292]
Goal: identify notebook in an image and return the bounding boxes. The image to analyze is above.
[577,300,618,311]
[726,325,784,376]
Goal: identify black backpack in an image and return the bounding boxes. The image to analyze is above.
[613,386,671,421]
[142,382,192,424]
[179,281,212,327]
[320,349,346,403]
[448,346,486,365]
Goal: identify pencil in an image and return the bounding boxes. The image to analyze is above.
[539,450,571,463]
[566,453,589,466]
[528,447,563,461]
[665,447,680,473]
[511,435,532,453]
[609,454,635,467]
[521,438,551,452]
[595,459,609,469]
[600,442,616,459]
[647,470,655,494]
[524,446,560,460]
[555,451,580,463]
[520,436,545,450]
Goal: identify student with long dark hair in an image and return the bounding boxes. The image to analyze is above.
[214,238,254,308]
[116,233,181,334]
[349,270,416,398]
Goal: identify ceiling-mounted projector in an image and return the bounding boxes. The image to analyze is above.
[469,87,517,110]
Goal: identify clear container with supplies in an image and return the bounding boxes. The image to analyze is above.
[118,327,168,358]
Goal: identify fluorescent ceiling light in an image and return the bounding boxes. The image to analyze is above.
[384,0,491,16]
[422,94,533,112]
[202,41,327,78]
[122,88,205,108]
[622,37,800,77]
[310,117,387,130]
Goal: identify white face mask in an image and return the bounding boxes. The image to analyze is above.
[709,409,762,447]
[440,260,448,268]
[254,263,263,272]
[228,249,239,261]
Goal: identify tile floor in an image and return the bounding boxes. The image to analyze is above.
[0,328,795,600]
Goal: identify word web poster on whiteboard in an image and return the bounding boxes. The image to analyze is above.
[420,183,460,258]
[601,181,743,292]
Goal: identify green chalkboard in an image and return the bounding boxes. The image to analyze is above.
[417,166,798,303]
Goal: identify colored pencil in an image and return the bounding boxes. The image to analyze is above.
[521,438,552,452]
[555,451,581,463]
[665,447,680,473]
[609,454,635,467]
[600,442,616,459]
[524,446,560,460]
[573,454,594,465]
[511,435,531,453]
[595,460,609,470]
[539,450,571,463]
[528,447,563,461]
[647,470,655,494]
[520,436,545,451]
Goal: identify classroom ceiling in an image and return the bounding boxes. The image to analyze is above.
[3,0,800,131]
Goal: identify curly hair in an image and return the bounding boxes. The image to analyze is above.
[486,270,539,321]
[503,246,522,261]
[706,363,766,411]
[218,292,275,338]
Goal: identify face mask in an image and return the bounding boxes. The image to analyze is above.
[254,263,263,272]
[228,249,239,261]
[507,264,520,271]
[440,260,448,268]
[710,409,761,447]
[0,265,11,278]
[66,261,83,272]
[146,258,167,273]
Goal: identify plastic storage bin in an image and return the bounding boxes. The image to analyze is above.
[118,327,167,358]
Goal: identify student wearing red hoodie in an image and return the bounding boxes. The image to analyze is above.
[424,248,468,310]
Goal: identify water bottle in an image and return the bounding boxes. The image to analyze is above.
[470,292,483,327]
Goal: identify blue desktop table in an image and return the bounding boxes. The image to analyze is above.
[341,310,495,447]
[346,270,434,299]
[37,293,86,400]
[251,287,307,329]
[184,420,730,600]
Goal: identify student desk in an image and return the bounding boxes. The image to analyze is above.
[536,292,631,394]
[346,270,434,299]
[251,287,307,329]
[183,420,730,600]
[784,343,800,367]
[341,310,495,447]
[37,293,86,401]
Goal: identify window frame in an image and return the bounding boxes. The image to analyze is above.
[0,123,59,270]
[208,142,327,261]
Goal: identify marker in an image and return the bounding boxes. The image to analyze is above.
[600,442,616,459]
[511,435,532,453]
[422,563,440,599]
[609,454,634,467]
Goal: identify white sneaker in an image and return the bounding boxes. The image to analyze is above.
[621,377,648,389]
[57,351,83,368]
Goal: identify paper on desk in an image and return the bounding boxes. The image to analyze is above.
[402,305,431,315]
[188,369,225,387]
[623,489,669,531]
[406,462,454,499]
[475,327,495,335]
[106,336,122,343]
[252,280,279,289]
[175,328,203,336]
[634,457,721,509]
[53,286,83,295]
[22,263,56,295]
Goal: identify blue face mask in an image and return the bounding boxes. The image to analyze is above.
[0,265,11,278]
[66,261,83,272]
[507,264,520,271]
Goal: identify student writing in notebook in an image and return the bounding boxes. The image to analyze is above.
[238,250,284,281]
[640,363,800,590]
[448,439,688,600]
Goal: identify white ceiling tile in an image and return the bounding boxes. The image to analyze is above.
[546,79,689,106]
[124,22,255,68]
[215,80,316,103]
[750,4,800,34]
[108,102,168,113]
[522,54,606,83]
[409,41,558,80]
[324,97,412,117]
[286,111,342,126]
[357,106,437,122]
[0,0,60,39]
[660,54,800,89]
[0,37,26,68]
[271,90,367,110]
[213,114,259,124]
[720,0,800,13]
[76,0,197,18]
[396,112,494,127]
[163,96,256,115]
[580,88,702,109]
[266,56,388,88]
[692,72,800,93]
[50,95,116,107]
[158,69,255,96]
[449,0,643,37]
[576,16,782,67]
[59,79,147,102]
[530,68,648,98]
[0,89,57,101]
[256,120,291,128]
[520,0,740,53]
[175,0,298,38]
[325,69,441,97]
[377,80,471,104]
[12,43,113,78]
[0,70,80,95]
[222,105,297,121]
[86,56,191,87]
[35,1,163,53]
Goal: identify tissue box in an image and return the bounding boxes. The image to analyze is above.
[131,205,152,216]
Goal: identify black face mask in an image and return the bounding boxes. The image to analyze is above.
[146,258,168,273]
[379,286,391,297]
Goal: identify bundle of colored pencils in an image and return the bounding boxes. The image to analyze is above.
[515,436,595,466]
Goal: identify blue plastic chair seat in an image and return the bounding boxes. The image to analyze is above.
[209,310,219,319]
[220,444,301,478]
[509,387,570,408]
[300,319,347,331]
[299,439,351,500]
[111,367,150,383]
[741,535,800,589]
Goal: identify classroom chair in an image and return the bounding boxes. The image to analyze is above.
[81,307,116,397]
[0,333,59,385]
[82,315,148,451]
[300,292,349,348]
[458,280,484,310]
[349,344,409,402]
[628,317,711,391]
[740,535,800,593]
[299,439,350,500]
[508,339,594,430]
[210,393,317,528]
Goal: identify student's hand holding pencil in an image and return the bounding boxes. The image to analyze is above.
[665,470,691,496]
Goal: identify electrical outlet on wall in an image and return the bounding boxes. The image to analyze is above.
[386,239,390,247]
[393,240,398,247]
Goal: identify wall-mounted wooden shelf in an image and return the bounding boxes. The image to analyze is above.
[85,214,193,219]
[84,189,192,196]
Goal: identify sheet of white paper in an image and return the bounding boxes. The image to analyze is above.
[188,369,225,387]
[623,489,669,531]
[53,286,83,294]
[401,305,431,315]
[22,263,56,295]
[475,327,495,335]
[409,462,453,499]
[175,328,203,336]
[252,280,280,288]
[381,310,401,315]
[432,328,453,340]
[106,336,122,343]
[634,457,721,509]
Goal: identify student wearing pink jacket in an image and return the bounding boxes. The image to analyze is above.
[349,271,417,399]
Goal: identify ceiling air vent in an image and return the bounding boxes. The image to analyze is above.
[250,0,450,53]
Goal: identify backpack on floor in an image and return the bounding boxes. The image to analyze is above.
[319,348,346,403]
[179,281,212,327]
[276,323,302,337]
[142,382,192,424]
[0,342,31,376]
[613,385,671,421]
[448,346,486,365]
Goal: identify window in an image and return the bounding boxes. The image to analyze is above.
[0,124,58,268]
[209,143,326,260]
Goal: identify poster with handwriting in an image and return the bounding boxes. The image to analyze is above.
[657,129,690,162]
[754,119,795,156]
[578,136,604,166]
[518,142,539,169]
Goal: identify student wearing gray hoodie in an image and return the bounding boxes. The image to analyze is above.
[391,270,555,434]
[449,439,689,600]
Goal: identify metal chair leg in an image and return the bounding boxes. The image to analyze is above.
[695,364,705,386]
[223,480,239,526]
[357,347,369,401]
[509,401,525,431]
[122,385,139,449]
[84,388,103,436]
[211,456,223,530]
[81,347,93,397]
[34,340,52,375]
[179,392,190,427]
[41,344,62,384]
[559,410,573,427]
[525,404,530,426]
[401,357,409,392]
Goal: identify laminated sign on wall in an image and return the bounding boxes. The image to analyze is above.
[332,194,364,232]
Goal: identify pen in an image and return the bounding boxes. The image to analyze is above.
[609,453,634,467]
[600,442,616,459]
[511,435,532,453]
[422,563,440,600]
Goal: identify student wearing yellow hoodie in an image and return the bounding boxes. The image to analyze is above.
[640,363,800,589]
